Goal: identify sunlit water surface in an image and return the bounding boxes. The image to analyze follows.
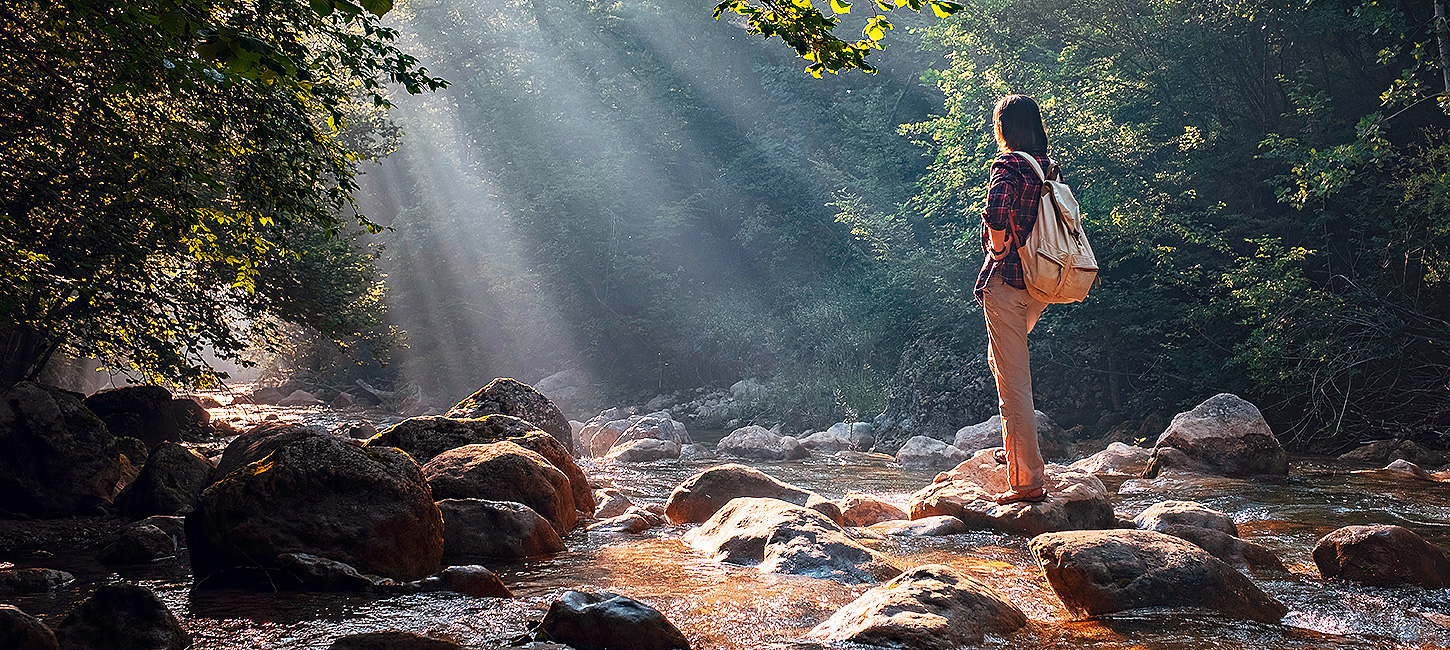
[6,411,1450,649]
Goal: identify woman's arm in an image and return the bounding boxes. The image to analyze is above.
[983,157,1022,260]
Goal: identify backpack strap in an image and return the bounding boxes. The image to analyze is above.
[1011,150,1049,181]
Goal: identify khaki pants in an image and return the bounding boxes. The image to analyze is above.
[982,275,1048,491]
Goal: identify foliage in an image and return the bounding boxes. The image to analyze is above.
[712,0,962,76]
[0,0,444,385]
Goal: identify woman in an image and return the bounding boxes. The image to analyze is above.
[975,94,1052,504]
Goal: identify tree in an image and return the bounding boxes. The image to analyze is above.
[0,0,445,385]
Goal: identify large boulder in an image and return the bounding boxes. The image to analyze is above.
[363,415,537,464]
[1155,524,1286,572]
[908,449,1114,536]
[1070,442,1152,477]
[445,378,572,452]
[664,464,841,525]
[0,382,120,516]
[838,492,908,527]
[97,516,185,564]
[212,422,321,477]
[715,425,807,461]
[604,439,681,463]
[871,339,997,455]
[437,498,565,558]
[54,583,190,650]
[1338,439,1448,468]
[806,564,1026,648]
[188,428,444,583]
[1312,524,1450,588]
[953,411,1066,459]
[613,413,690,449]
[82,385,179,448]
[114,442,215,517]
[798,429,853,455]
[540,591,690,650]
[1133,501,1238,537]
[895,436,970,469]
[578,410,637,458]
[0,605,56,650]
[1030,529,1287,622]
[683,497,900,584]
[421,442,577,534]
[1149,394,1288,477]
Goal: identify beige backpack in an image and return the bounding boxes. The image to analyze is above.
[1011,151,1098,304]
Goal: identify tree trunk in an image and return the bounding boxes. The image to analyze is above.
[1,326,54,386]
[1436,1,1450,104]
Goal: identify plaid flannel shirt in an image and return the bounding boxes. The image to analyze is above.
[974,151,1050,306]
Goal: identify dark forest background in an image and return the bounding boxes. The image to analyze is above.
[358,0,1450,447]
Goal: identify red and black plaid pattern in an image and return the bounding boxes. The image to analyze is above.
[974,151,1051,305]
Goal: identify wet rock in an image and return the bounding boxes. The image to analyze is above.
[715,425,805,461]
[684,497,900,584]
[806,564,1026,648]
[328,631,465,650]
[1031,529,1287,622]
[84,385,179,448]
[540,590,690,650]
[54,583,190,650]
[422,442,577,534]
[0,568,74,594]
[247,387,284,405]
[677,443,713,461]
[337,421,379,440]
[869,516,968,537]
[445,378,573,452]
[664,464,842,525]
[1157,525,1286,572]
[0,605,57,650]
[798,429,853,454]
[172,397,212,442]
[1312,524,1450,588]
[1362,458,1439,481]
[364,415,536,464]
[953,411,1066,459]
[1070,442,1152,476]
[896,436,971,469]
[437,498,565,558]
[872,339,997,455]
[406,565,511,598]
[0,382,120,517]
[838,492,907,527]
[588,506,664,534]
[97,516,184,564]
[1338,439,1448,468]
[274,552,390,591]
[595,489,633,519]
[578,411,637,457]
[368,418,592,516]
[189,428,444,583]
[909,449,1114,536]
[331,392,357,410]
[114,442,215,517]
[114,436,149,466]
[613,414,690,449]
[604,438,681,463]
[212,422,321,477]
[1148,394,1287,477]
[277,389,321,407]
[1134,501,1237,537]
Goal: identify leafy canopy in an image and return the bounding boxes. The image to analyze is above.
[0,0,445,384]
[713,0,963,76]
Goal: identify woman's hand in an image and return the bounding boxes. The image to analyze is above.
[987,227,1011,260]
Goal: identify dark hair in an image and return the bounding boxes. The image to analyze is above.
[993,95,1048,156]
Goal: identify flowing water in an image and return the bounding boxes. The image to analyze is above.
[5,407,1450,649]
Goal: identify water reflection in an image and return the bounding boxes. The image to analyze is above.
[4,413,1450,649]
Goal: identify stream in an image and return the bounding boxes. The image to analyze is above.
[4,405,1449,649]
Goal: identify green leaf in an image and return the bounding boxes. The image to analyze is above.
[929,0,962,17]
[875,0,893,11]
[309,0,335,16]
[830,0,852,14]
[359,0,393,16]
